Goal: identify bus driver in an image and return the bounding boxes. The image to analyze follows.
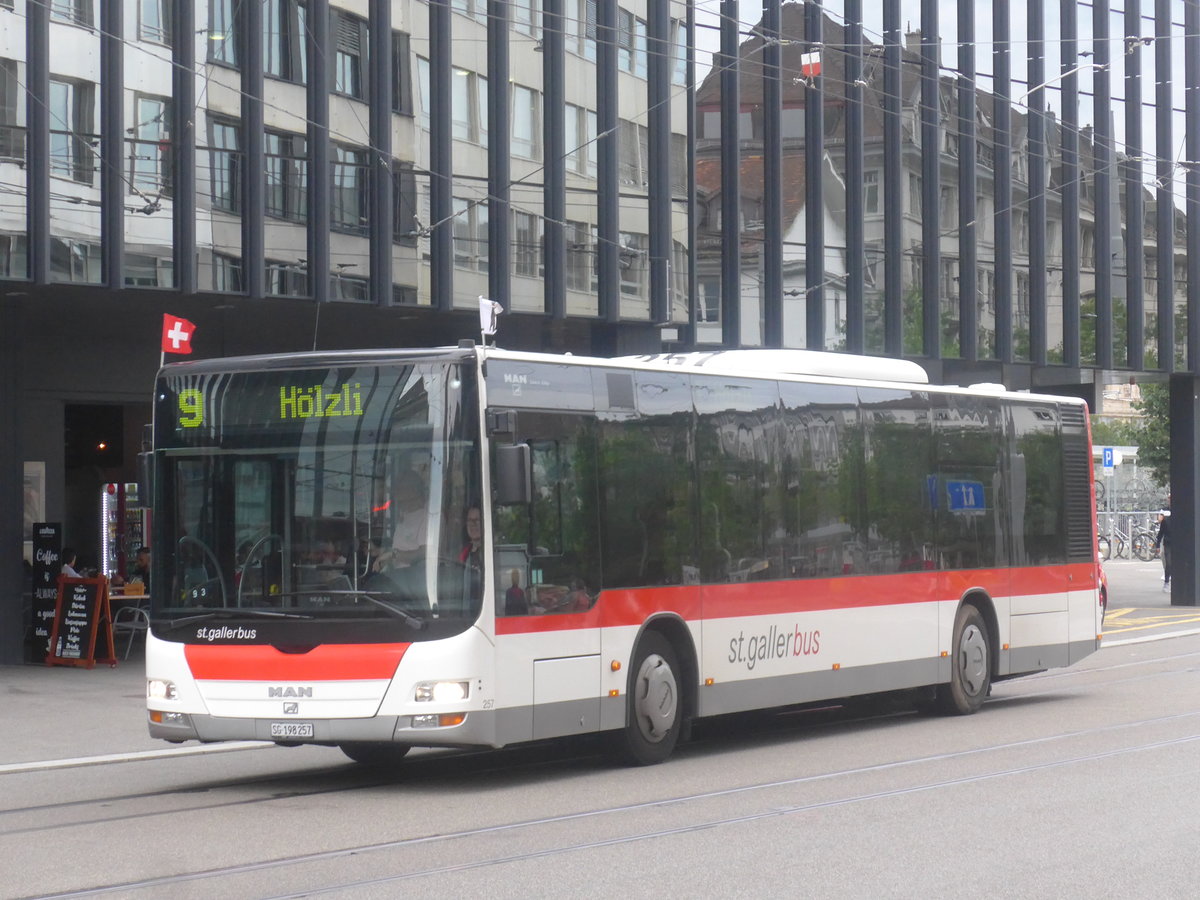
[374,467,427,571]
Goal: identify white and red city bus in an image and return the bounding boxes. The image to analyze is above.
[145,345,1102,765]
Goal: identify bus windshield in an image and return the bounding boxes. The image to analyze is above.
[150,358,481,644]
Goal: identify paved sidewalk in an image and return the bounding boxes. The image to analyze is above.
[1101,555,1186,610]
[1,658,159,766]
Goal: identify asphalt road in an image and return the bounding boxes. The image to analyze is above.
[3,618,1199,899]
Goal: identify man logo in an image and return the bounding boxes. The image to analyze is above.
[283,702,299,715]
[268,686,313,698]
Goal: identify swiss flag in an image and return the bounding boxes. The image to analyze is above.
[161,314,196,354]
[800,50,821,78]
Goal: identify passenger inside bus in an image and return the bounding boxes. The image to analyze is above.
[503,568,527,615]
[565,577,592,612]
[345,537,382,580]
[459,505,484,602]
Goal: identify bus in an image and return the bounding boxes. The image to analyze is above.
[144,344,1102,765]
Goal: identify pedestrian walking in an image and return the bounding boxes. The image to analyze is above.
[1155,494,1172,592]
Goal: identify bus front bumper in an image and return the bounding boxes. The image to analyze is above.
[148,709,502,748]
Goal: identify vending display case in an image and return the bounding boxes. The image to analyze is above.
[100,482,149,581]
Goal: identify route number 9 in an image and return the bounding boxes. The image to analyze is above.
[179,389,204,428]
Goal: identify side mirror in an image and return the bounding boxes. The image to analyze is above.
[494,443,531,505]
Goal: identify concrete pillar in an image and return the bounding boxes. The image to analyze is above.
[1168,375,1199,606]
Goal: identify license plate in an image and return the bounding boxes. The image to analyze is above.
[270,722,314,738]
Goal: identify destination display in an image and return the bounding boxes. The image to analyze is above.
[155,364,450,448]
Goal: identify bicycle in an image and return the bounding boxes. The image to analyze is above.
[1131,526,1159,561]
[1101,519,1135,560]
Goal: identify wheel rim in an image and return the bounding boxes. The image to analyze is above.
[633,653,678,743]
[957,623,988,698]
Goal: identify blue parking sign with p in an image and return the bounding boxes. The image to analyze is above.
[1102,446,1114,473]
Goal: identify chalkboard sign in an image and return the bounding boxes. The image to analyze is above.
[46,576,117,668]
[30,523,61,663]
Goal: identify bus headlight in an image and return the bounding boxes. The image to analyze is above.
[147,679,177,700]
[414,681,469,703]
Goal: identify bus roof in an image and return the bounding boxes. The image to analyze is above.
[159,345,1088,409]
[482,347,1091,408]
[621,349,930,384]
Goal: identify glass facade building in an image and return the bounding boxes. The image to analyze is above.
[5,0,1200,661]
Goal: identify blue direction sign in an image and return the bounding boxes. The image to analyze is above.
[946,480,986,513]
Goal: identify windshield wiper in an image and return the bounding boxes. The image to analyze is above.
[166,608,316,629]
[165,592,427,631]
[347,592,427,630]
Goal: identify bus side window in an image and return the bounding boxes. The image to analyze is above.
[933,396,1004,570]
[1010,405,1065,565]
[859,388,936,575]
[493,414,600,614]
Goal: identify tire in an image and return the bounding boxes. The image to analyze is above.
[338,742,411,766]
[609,631,683,766]
[1097,536,1111,561]
[937,604,992,715]
[1132,533,1154,562]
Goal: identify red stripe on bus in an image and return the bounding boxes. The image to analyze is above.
[494,564,1097,635]
[185,643,410,681]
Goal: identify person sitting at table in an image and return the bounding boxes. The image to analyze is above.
[129,546,151,592]
[61,547,81,579]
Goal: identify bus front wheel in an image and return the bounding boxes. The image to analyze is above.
[338,742,411,766]
[610,631,682,766]
[938,605,991,715]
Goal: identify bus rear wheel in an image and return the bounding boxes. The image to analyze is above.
[937,604,991,715]
[338,742,411,766]
[609,631,682,766]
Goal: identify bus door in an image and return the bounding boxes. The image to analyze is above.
[491,410,603,741]
[932,395,1009,646]
[1005,402,1071,671]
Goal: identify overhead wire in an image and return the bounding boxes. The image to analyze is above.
[4,0,1199,305]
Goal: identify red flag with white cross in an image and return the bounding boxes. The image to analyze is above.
[161,314,196,355]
